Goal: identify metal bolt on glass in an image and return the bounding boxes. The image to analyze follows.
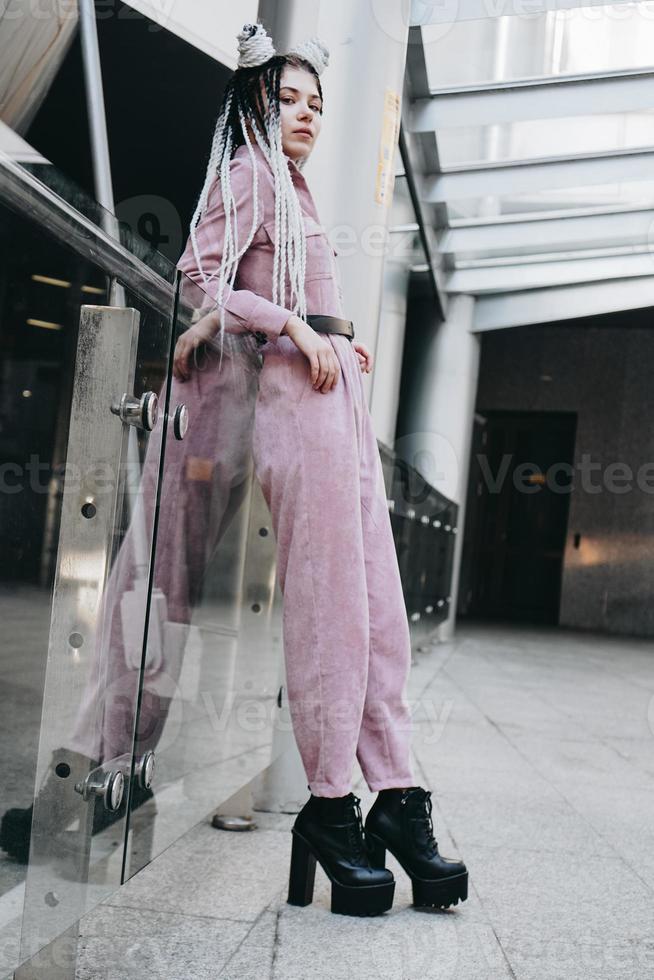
[74,765,125,813]
[110,390,159,431]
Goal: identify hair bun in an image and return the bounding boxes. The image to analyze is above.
[237,22,276,68]
[287,36,330,76]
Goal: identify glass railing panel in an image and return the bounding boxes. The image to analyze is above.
[14,291,175,973]
[123,269,283,879]
[0,195,105,976]
[0,149,177,975]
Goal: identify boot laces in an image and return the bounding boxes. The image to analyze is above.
[404,789,439,857]
[345,795,367,863]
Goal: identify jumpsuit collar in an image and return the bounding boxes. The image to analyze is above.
[233,140,308,188]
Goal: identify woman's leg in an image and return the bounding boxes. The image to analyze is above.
[252,336,373,797]
[355,405,415,790]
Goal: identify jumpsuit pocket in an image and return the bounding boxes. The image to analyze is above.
[282,346,313,405]
[262,215,334,280]
[260,343,313,407]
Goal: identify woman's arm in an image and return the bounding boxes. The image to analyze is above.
[176,155,294,343]
[175,154,341,393]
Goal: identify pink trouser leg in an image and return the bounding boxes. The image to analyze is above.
[355,397,414,791]
[252,334,414,797]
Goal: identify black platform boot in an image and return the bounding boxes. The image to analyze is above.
[287,792,395,916]
[365,787,468,909]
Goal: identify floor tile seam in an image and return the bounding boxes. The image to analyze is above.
[99,900,257,927]
[428,783,652,801]
[498,932,654,950]
[488,727,654,893]
[519,687,651,750]
[217,899,283,978]
[442,656,598,741]
[590,740,654,786]
[439,666,605,803]
[429,840,623,857]
[437,667,566,781]
[444,669,592,736]
[408,635,477,705]
[554,653,654,696]
[423,678,647,876]
[412,749,520,979]
[268,903,283,980]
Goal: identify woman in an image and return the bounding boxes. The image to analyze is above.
[175,23,468,917]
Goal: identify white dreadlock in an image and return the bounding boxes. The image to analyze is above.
[187,22,325,368]
[286,37,330,77]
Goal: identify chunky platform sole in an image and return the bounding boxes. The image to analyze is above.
[287,830,395,916]
[366,832,468,909]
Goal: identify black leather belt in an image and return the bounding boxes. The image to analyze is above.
[253,315,354,346]
[306,314,355,341]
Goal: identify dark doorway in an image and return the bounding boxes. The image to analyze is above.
[460,410,577,625]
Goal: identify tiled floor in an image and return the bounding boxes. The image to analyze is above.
[70,620,654,979]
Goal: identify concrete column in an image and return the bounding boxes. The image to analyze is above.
[252,0,410,807]
[371,256,410,449]
[259,0,410,414]
[398,293,480,639]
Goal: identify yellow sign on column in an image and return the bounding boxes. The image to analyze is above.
[375,89,401,207]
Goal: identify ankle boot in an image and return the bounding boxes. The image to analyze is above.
[287,792,395,916]
[365,787,468,909]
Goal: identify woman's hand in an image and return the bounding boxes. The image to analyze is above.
[352,341,373,373]
[173,310,219,381]
[283,315,341,393]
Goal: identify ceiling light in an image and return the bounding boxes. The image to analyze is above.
[31,274,71,288]
[26,318,63,331]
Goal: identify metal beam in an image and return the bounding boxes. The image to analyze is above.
[411,0,636,25]
[410,69,654,130]
[439,208,654,255]
[405,24,431,100]
[401,27,448,317]
[399,126,445,317]
[446,249,654,294]
[423,149,654,202]
[471,275,654,331]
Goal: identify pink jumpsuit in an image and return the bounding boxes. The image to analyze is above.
[177,142,414,797]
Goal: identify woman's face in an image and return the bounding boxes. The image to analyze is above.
[277,66,323,164]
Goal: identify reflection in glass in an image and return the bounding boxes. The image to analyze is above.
[122,274,278,879]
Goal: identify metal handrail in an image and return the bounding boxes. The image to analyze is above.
[0,150,180,309]
[0,150,252,349]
